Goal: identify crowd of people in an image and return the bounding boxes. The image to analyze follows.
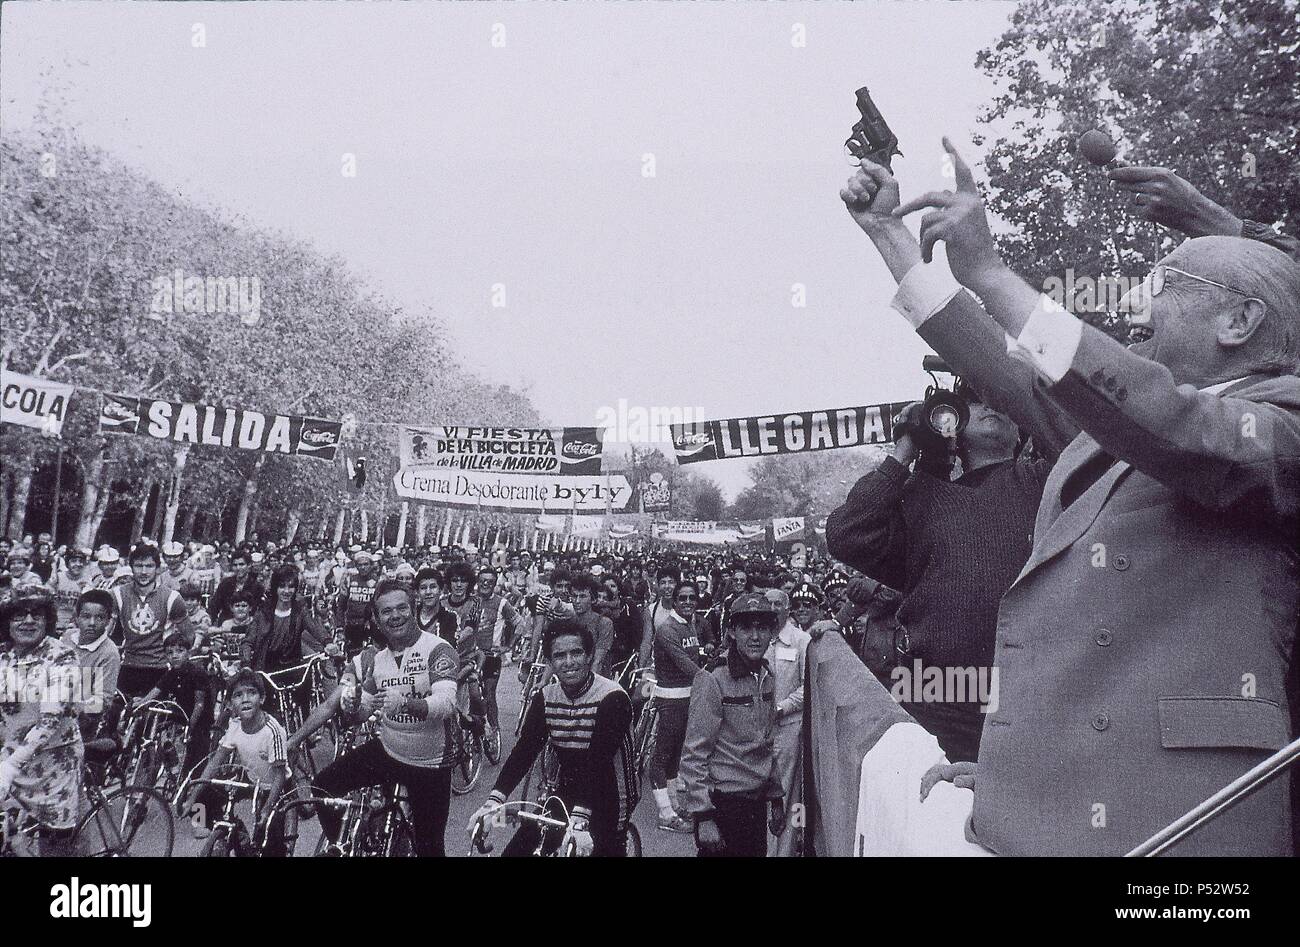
[0,527,889,856]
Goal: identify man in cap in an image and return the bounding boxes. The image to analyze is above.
[676,591,783,857]
[157,541,193,594]
[335,548,380,655]
[788,583,824,634]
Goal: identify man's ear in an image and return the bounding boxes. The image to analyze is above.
[1216,298,1267,348]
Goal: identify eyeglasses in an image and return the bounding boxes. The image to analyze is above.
[1150,265,1256,299]
[7,605,44,619]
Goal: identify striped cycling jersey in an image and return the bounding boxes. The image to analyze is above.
[495,673,639,828]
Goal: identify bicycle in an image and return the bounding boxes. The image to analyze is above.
[469,795,643,857]
[281,782,415,857]
[181,770,297,858]
[121,699,191,797]
[4,773,174,858]
[516,659,551,736]
[260,653,334,783]
[450,710,484,797]
[469,795,580,857]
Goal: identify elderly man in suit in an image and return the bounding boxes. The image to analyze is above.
[837,139,1300,856]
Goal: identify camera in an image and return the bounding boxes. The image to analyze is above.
[893,356,970,450]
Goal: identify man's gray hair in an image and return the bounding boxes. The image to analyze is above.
[764,588,790,609]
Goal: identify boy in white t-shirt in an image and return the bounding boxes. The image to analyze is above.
[185,669,293,854]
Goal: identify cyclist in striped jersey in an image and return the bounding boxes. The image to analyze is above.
[470,618,638,856]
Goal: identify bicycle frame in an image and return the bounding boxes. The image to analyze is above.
[469,795,578,857]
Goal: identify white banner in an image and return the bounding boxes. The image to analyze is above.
[394,469,631,513]
[1,369,74,436]
[772,517,806,542]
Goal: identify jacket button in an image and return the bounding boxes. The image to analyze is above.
[1092,713,1110,731]
[1095,630,1112,647]
[1113,555,1130,571]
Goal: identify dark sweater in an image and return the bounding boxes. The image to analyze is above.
[826,455,1049,673]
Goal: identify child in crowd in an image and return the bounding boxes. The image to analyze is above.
[136,632,214,783]
[186,669,292,854]
[212,592,256,663]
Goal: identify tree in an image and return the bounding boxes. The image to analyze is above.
[2,108,544,547]
[973,0,1299,290]
[728,449,886,520]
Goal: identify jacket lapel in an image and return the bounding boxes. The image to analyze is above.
[1014,434,1133,586]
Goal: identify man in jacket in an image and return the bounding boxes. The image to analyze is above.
[839,141,1299,855]
[676,592,784,857]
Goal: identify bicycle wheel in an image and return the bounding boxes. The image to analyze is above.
[450,724,482,796]
[200,825,234,858]
[75,786,175,857]
[625,822,643,857]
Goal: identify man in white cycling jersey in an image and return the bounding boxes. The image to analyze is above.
[287,579,459,856]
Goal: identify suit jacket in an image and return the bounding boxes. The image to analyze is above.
[917,291,1299,856]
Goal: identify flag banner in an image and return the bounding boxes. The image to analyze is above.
[638,471,672,513]
[607,519,647,540]
[98,393,342,460]
[398,425,603,476]
[652,520,767,545]
[569,515,606,539]
[535,514,569,533]
[393,469,631,513]
[670,402,910,464]
[1,369,75,436]
[771,516,806,543]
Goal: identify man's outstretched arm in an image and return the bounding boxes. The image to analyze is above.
[843,160,1079,460]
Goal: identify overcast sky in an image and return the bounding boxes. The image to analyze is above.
[1,0,1014,499]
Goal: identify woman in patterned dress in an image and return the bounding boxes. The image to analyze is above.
[0,586,85,853]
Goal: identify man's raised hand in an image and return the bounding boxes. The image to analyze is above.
[892,138,1004,291]
[1106,166,1243,238]
[841,158,901,235]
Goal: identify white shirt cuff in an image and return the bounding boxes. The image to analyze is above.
[890,262,964,329]
[1005,294,1083,384]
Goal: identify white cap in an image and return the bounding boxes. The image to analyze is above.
[96,545,120,564]
[162,541,184,557]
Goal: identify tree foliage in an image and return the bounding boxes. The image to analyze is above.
[1,113,539,545]
[974,0,1299,287]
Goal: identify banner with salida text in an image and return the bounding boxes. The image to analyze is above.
[99,393,342,459]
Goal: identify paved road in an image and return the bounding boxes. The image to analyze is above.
[164,664,696,858]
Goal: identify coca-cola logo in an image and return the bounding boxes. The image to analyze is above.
[675,433,711,446]
[103,400,136,420]
[300,426,338,445]
[562,441,600,457]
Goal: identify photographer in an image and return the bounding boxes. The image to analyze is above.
[826,385,1051,764]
